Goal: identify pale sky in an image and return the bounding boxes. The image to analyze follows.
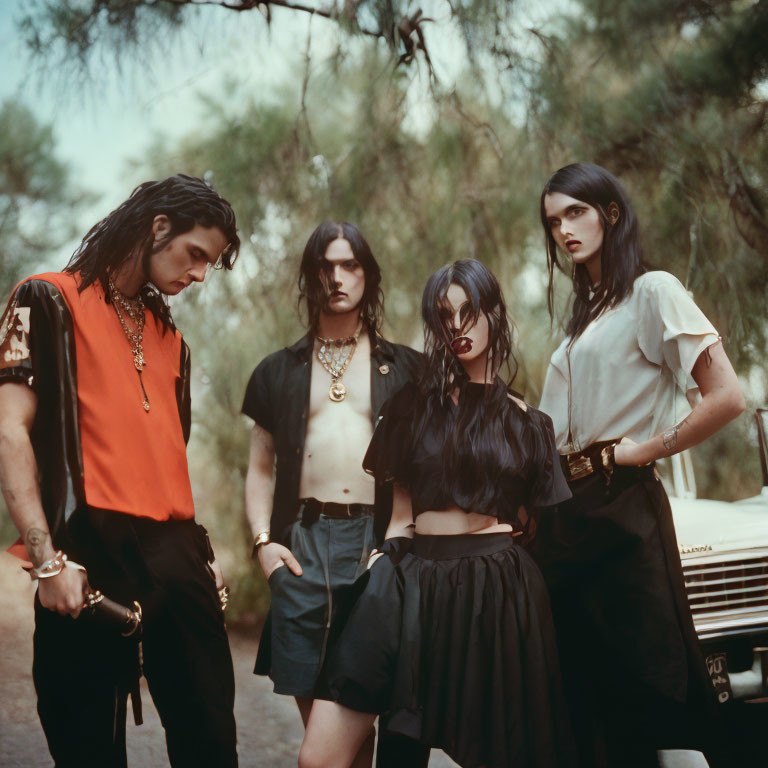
[0,0,471,245]
[1,1,302,219]
[0,0,554,311]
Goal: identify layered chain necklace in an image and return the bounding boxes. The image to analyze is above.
[315,324,362,402]
[108,279,150,412]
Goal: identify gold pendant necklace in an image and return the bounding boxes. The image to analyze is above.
[316,324,362,402]
[109,279,150,412]
[329,381,347,402]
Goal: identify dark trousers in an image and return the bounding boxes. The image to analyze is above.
[376,732,431,768]
[532,466,727,768]
[33,509,238,768]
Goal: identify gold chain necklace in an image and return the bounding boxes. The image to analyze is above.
[315,324,362,402]
[109,279,150,412]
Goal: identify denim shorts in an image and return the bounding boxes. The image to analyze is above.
[254,510,376,697]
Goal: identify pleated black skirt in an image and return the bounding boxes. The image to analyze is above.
[324,532,577,768]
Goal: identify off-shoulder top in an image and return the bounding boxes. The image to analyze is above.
[363,379,571,528]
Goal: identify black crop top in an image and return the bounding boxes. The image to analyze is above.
[362,380,571,528]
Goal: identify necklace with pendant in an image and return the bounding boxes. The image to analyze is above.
[109,279,150,412]
[315,324,362,402]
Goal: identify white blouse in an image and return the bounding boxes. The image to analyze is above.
[539,271,720,453]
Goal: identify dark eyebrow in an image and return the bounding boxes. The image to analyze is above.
[548,204,585,221]
[191,245,216,263]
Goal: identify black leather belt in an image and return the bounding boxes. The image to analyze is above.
[559,440,618,483]
[299,497,375,528]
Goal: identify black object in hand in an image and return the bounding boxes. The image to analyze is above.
[82,590,143,636]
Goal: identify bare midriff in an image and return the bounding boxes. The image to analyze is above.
[415,507,514,536]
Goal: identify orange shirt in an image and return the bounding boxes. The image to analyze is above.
[33,272,195,521]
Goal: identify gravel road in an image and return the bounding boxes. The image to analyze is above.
[0,553,456,768]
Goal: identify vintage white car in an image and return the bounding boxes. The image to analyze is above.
[666,409,768,703]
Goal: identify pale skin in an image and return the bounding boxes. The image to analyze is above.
[244,237,375,766]
[543,191,746,464]
[0,215,228,616]
[298,284,525,768]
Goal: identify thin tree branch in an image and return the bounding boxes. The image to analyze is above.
[158,0,383,37]
[449,90,504,160]
[297,16,317,156]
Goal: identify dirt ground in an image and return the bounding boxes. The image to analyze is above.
[0,552,456,768]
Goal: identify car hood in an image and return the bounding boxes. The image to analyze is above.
[670,489,768,553]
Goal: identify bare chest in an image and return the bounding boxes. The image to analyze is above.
[299,339,374,500]
[308,337,372,420]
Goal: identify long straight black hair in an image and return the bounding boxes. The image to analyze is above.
[66,174,240,329]
[414,259,523,511]
[297,221,384,335]
[541,163,646,339]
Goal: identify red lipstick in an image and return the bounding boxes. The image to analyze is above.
[451,336,473,355]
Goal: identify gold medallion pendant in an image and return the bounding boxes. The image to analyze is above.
[329,381,347,402]
[316,323,361,404]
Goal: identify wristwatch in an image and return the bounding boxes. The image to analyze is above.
[251,530,271,559]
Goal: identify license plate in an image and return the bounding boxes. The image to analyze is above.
[706,652,733,703]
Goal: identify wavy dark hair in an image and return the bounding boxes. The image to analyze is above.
[297,221,384,335]
[541,163,646,340]
[414,259,522,512]
[66,174,240,329]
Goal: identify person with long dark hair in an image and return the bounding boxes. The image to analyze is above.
[534,162,745,767]
[241,221,426,768]
[0,174,241,767]
[298,259,577,768]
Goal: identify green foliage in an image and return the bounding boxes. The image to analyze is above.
[0,99,85,296]
[527,0,768,376]
[19,0,185,67]
[132,48,550,622]
[520,0,768,502]
[131,0,768,617]
[12,0,767,619]
[0,98,85,548]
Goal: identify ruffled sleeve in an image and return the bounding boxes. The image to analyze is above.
[363,381,420,488]
[526,409,572,509]
[635,271,720,397]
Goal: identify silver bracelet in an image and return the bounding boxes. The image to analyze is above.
[27,551,66,580]
[25,552,86,581]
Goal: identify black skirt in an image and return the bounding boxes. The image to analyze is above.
[531,465,727,768]
[324,532,577,768]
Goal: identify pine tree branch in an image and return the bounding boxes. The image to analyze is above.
[158,0,383,38]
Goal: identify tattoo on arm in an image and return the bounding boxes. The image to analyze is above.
[662,417,690,454]
[24,527,50,568]
[662,426,679,452]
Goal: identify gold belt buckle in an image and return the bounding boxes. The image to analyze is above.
[567,453,593,481]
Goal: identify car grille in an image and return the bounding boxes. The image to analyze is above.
[681,548,768,639]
